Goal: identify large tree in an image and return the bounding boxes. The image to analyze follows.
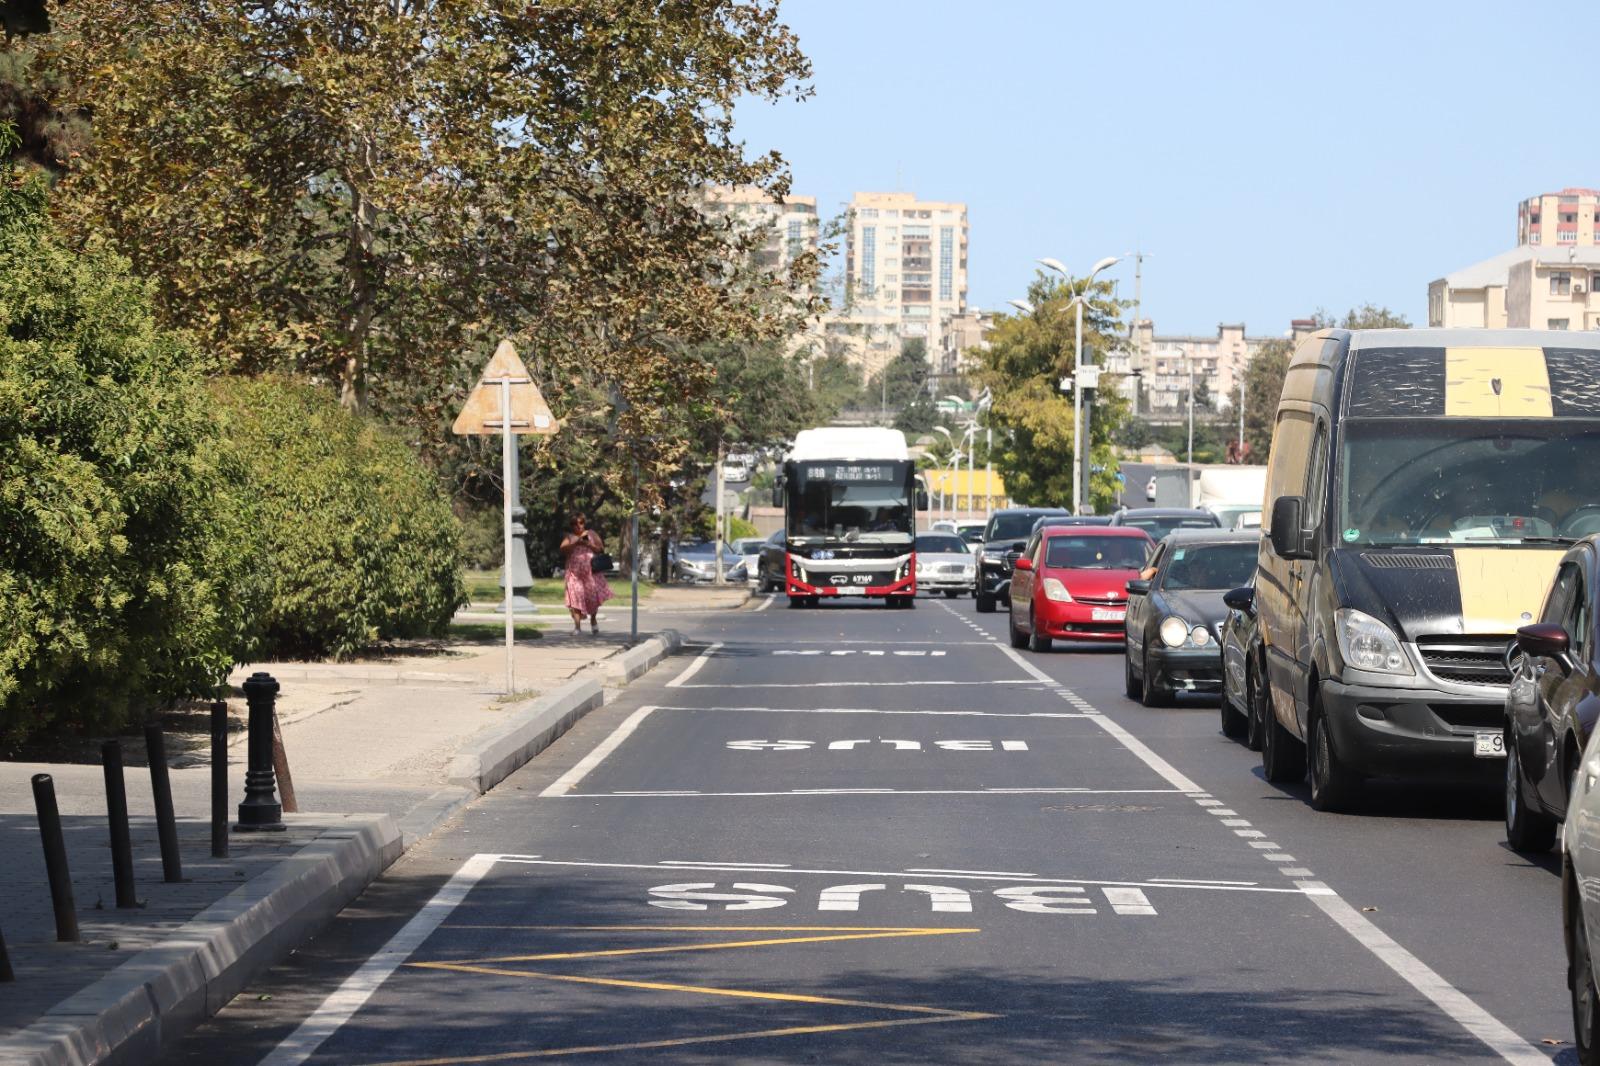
[39,1,817,479]
[971,273,1128,511]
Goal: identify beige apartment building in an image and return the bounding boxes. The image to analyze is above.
[1428,244,1600,330]
[701,184,820,275]
[1518,188,1600,247]
[937,310,995,376]
[843,191,969,363]
[1126,321,1272,415]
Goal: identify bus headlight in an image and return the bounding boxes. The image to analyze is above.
[1335,608,1413,675]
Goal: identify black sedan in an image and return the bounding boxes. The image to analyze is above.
[1505,537,1600,852]
[1123,531,1259,708]
[756,529,787,592]
[1219,579,1265,749]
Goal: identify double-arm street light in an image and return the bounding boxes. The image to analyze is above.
[1010,255,1120,514]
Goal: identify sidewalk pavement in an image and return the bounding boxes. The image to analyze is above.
[0,615,706,1063]
[455,582,751,624]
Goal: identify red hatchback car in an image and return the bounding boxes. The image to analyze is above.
[1008,526,1156,651]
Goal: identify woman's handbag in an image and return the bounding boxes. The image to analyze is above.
[591,552,615,574]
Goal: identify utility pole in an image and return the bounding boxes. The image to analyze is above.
[714,440,726,584]
[1238,372,1246,462]
[1187,357,1195,465]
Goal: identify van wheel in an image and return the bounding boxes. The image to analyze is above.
[976,591,996,614]
[1261,690,1306,783]
[1124,651,1144,700]
[1505,739,1557,852]
[1308,704,1359,811]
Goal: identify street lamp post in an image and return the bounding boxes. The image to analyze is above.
[1038,256,1121,514]
[1187,356,1195,465]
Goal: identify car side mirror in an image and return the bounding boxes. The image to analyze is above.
[1014,557,1033,572]
[1126,578,1151,596]
[1268,495,1313,560]
[1223,586,1255,614]
[1517,622,1575,674]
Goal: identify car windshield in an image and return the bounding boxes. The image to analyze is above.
[1122,515,1220,539]
[959,527,985,545]
[678,541,740,561]
[1340,421,1600,546]
[916,534,968,554]
[1045,536,1149,570]
[1161,542,1258,590]
[988,513,1062,541]
[732,538,765,554]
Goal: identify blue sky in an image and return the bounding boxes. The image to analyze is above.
[734,1,1599,336]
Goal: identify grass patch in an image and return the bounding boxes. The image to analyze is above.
[447,621,546,643]
[464,570,658,605]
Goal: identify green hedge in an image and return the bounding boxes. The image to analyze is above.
[0,170,256,743]
[215,378,465,660]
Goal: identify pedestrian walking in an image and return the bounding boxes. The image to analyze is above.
[560,513,613,634]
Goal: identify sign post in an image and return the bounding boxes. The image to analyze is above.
[453,340,560,693]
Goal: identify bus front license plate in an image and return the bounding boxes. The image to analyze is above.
[837,587,865,596]
[1474,731,1505,758]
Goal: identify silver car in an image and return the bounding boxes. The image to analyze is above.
[674,540,748,584]
[731,537,768,586]
[915,531,976,598]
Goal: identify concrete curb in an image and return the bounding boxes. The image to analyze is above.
[1,815,401,1066]
[604,629,683,686]
[444,677,605,795]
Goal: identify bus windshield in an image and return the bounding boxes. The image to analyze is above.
[1339,420,1600,546]
[786,460,914,541]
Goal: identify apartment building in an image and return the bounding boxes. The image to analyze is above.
[1518,188,1600,247]
[843,191,969,361]
[1126,321,1272,415]
[937,310,995,376]
[701,184,820,274]
[1428,244,1600,329]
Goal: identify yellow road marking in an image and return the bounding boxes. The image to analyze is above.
[420,927,977,965]
[1444,347,1551,417]
[360,1014,993,1066]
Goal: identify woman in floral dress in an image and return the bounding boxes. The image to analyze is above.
[560,513,613,634]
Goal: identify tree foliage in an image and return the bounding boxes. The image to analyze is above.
[866,338,930,414]
[971,274,1128,511]
[0,158,255,743]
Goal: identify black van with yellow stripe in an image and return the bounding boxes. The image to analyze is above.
[1256,328,1597,811]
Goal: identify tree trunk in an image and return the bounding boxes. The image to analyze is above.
[338,176,376,413]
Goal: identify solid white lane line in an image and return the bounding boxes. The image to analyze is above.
[753,594,774,611]
[907,868,1037,878]
[664,641,723,688]
[492,856,1310,894]
[1296,881,1548,1066]
[653,704,1090,719]
[662,860,792,868]
[258,853,498,1066]
[1146,877,1259,886]
[538,705,659,797]
[1084,711,1203,794]
[559,787,1188,799]
[675,679,1038,688]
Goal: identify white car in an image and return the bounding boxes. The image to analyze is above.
[914,531,976,597]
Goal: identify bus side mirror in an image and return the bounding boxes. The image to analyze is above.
[917,489,930,511]
[1269,496,1313,560]
[771,477,784,509]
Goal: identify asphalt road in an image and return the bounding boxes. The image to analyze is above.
[161,594,1573,1065]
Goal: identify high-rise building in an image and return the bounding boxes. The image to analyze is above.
[1518,189,1600,247]
[843,192,969,362]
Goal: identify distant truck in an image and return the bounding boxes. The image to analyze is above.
[1126,463,1266,527]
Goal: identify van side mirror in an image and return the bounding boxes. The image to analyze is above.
[1223,586,1255,614]
[1268,496,1313,560]
[1516,622,1574,674]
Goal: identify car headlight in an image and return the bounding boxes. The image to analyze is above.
[1159,616,1191,648]
[1335,608,1413,675]
[1041,578,1074,603]
[1189,625,1211,647]
[982,551,1003,565]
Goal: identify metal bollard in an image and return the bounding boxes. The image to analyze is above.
[0,922,13,982]
[236,673,284,832]
[101,741,138,908]
[143,725,183,882]
[30,774,79,942]
[211,701,229,858]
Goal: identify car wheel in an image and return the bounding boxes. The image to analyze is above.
[1505,738,1558,853]
[1572,873,1600,1065]
[1308,704,1359,812]
[1008,605,1028,649]
[944,589,961,599]
[1140,649,1172,708]
[1220,692,1248,740]
[1124,650,1144,700]
[1028,609,1051,653]
[1261,690,1306,783]
[1245,663,1266,753]
[976,590,996,614]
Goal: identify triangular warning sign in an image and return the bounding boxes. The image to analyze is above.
[452,340,561,436]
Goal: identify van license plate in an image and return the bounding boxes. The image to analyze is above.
[1474,731,1505,758]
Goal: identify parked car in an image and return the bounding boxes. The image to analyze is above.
[915,531,976,597]
[1561,727,1600,1058]
[723,457,752,483]
[1124,531,1259,707]
[756,529,787,592]
[1007,526,1155,651]
[1219,579,1265,749]
[974,507,1070,613]
[1505,538,1600,852]
[674,539,747,584]
[1110,507,1222,540]
[731,537,768,585]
